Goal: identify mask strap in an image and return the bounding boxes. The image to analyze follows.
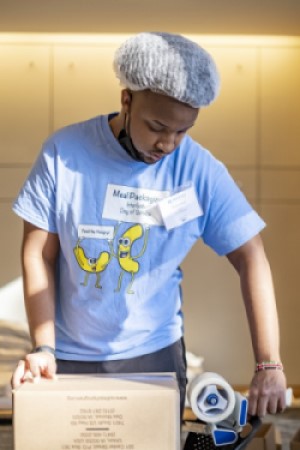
[117,113,143,162]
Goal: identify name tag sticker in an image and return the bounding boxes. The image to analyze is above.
[158,185,203,230]
[102,184,169,225]
[78,225,114,240]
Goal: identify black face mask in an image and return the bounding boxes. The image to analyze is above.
[117,128,143,161]
[117,113,145,162]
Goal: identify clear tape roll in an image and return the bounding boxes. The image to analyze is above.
[187,372,236,424]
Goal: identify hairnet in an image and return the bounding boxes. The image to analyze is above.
[113,32,220,108]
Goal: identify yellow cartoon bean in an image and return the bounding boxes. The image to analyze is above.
[115,224,149,294]
[74,242,110,288]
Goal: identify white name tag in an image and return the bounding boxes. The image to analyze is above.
[78,225,114,240]
[158,185,203,230]
[102,184,169,226]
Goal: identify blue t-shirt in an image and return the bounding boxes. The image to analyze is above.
[13,115,265,361]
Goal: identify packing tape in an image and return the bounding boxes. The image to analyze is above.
[187,372,236,423]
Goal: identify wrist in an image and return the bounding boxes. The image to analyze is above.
[33,345,56,357]
[255,360,284,372]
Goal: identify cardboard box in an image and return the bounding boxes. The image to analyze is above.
[291,428,300,450]
[13,373,180,450]
[245,423,276,450]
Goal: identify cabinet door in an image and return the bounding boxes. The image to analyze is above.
[190,47,258,166]
[261,48,300,166]
[0,45,50,164]
[53,45,121,130]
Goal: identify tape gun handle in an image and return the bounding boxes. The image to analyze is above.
[285,387,293,407]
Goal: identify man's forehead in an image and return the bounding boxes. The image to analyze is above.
[133,90,199,113]
[134,92,199,128]
[149,117,197,131]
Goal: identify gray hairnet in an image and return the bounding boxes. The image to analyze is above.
[113,32,220,108]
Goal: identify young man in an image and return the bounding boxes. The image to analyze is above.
[12,32,286,420]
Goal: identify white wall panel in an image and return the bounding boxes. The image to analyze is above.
[53,45,121,130]
[190,47,258,166]
[0,203,23,286]
[0,168,30,199]
[260,47,300,166]
[0,45,50,164]
[181,239,253,384]
[260,169,300,201]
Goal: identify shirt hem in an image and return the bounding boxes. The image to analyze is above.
[55,334,182,362]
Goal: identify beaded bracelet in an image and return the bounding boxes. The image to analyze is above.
[255,361,283,372]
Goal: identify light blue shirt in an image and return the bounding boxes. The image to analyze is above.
[13,115,265,361]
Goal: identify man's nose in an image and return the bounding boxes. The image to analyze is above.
[156,134,176,154]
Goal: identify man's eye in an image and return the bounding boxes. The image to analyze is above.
[149,125,163,132]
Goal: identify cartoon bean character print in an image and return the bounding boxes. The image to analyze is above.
[111,224,149,294]
[73,239,111,289]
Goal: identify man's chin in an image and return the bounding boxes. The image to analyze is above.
[142,152,164,164]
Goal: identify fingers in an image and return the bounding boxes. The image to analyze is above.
[247,391,258,417]
[277,388,287,412]
[257,393,277,416]
[26,352,57,382]
[39,354,57,380]
[248,370,287,418]
[11,359,26,389]
[11,353,57,389]
[249,390,277,416]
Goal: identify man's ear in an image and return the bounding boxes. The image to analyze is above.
[121,89,132,113]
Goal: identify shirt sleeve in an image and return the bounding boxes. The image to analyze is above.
[201,162,266,256]
[12,141,58,233]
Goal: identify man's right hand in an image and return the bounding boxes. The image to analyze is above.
[11,352,57,389]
